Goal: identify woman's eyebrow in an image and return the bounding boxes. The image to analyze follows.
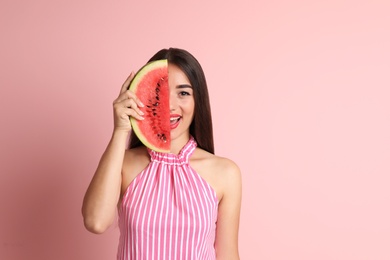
[176,84,193,89]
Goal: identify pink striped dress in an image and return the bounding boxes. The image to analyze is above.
[118,137,218,260]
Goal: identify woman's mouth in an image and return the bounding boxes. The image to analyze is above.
[170,115,181,129]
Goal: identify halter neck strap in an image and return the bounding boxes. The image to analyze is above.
[148,136,197,165]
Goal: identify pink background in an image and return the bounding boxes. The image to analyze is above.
[1,0,390,259]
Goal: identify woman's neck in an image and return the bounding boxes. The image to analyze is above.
[169,133,190,155]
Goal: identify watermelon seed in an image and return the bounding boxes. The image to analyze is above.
[156,133,167,142]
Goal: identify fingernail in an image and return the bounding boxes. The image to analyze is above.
[139,110,144,115]
[139,101,144,107]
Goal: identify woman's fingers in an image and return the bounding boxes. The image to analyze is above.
[114,90,144,108]
[119,71,135,95]
[122,98,144,118]
[112,72,145,130]
[123,108,144,121]
[113,95,144,121]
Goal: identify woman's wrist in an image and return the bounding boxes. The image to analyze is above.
[112,127,131,137]
[110,128,130,147]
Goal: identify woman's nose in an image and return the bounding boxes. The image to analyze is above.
[169,92,177,112]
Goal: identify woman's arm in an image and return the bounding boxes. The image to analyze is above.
[215,159,242,260]
[82,130,128,234]
[82,72,144,233]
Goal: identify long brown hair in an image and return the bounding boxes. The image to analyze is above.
[128,47,214,154]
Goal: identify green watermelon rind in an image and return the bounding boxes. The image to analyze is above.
[128,59,170,153]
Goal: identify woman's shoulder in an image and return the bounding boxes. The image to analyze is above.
[121,146,150,194]
[123,145,150,171]
[191,148,241,201]
[124,145,149,159]
[192,148,240,174]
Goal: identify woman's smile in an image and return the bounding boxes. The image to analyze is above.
[170,114,181,129]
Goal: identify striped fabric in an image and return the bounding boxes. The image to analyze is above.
[118,137,218,260]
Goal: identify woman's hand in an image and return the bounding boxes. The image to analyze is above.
[112,72,145,132]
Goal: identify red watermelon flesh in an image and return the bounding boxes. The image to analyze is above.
[129,59,170,153]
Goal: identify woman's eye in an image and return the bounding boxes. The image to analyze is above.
[179,91,190,96]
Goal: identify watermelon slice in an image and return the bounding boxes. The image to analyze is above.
[129,59,170,153]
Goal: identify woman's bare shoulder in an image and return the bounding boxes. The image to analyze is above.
[192,148,240,175]
[124,145,149,159]
[191,148,241,201]
[121,146,150,194]
[123,146,150,171]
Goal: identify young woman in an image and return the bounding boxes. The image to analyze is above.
[82,48,242,260]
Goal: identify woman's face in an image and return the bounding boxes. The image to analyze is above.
[168,63,195,142]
